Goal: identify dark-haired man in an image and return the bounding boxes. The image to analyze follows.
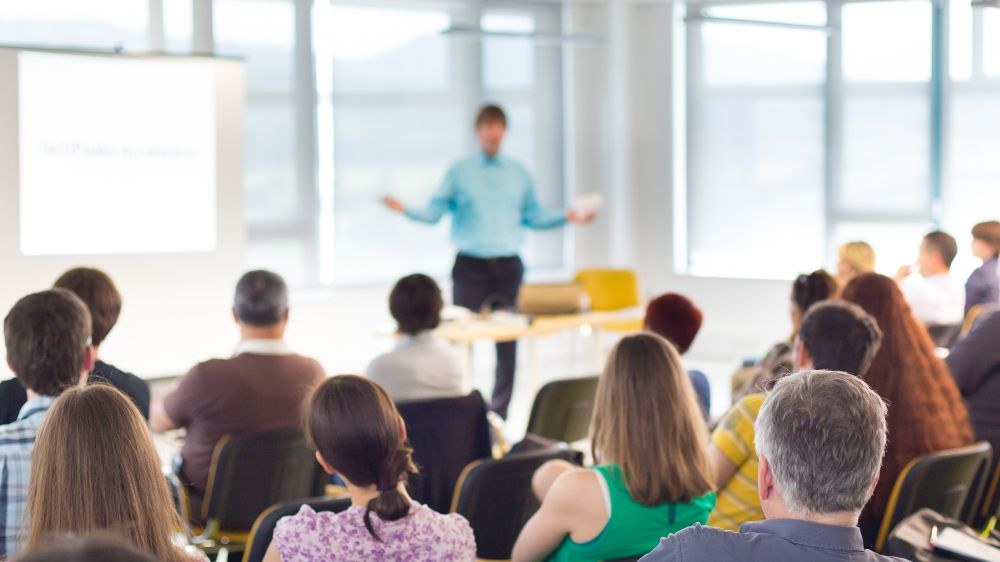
[707,300,883,532]
[2,289,94,557]
[895,230,965,325]
[796,300,883,376]
[382,105,594,418]
[151,270,324,499]
[0,267,150,424]
[365,274,466,402]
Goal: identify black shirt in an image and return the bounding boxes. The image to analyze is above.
[0,360,150,425]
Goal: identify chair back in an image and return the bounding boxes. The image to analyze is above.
[451,447,583,561]
[397,391,492,513]
[927,323,962,349]
[242,496,352,562]
[875,441,993,552]
[526,376,599,443]
[574,269,640,312]
[202,429,328,536]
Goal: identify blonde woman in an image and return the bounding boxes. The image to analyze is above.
[511,333,716,562]
[836,241,876,286]
[23,385,200,562]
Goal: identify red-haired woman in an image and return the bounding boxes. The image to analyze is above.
[842,273,973,546]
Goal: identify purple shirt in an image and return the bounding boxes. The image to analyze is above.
[639,520,908,562]
[966,257,1000,315]
[273,502,476,562]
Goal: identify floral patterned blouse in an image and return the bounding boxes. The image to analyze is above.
[273,502,476,561]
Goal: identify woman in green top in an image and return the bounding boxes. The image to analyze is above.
[512,333,717,562]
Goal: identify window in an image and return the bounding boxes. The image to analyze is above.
[944,2,1000,279]
[0,0,147,51]
[685,3,826,278]
[680,0,991,279]
[313,2,566,286]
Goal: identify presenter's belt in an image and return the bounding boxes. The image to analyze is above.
[456,253,521,264]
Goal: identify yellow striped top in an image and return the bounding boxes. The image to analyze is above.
[707,393,766,531]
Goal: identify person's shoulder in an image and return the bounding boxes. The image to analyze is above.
[642,524,737,561]
[274,504,354,540]
[739,393,766,412]
[411,504,477,551]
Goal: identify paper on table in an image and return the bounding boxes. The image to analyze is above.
[934,528,1000,562]
[571,193,604,216]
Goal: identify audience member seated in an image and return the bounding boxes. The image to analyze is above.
[947,308,1000,461]
[836,241,877,287]
[709,301,882,532]
[894,230,965,325]
[644,292,711,418]
[263,375,475,562]
[511,333,715,562]
[150,270,324,501]
[966,221,1000,315]
[15,536,156,562]
[366,273,467,401]
[25,385,202,562]
[843,273,973,546]
[641,371,906,562]
[733,270,838,401]
[1,289,93,558]
[0,267,150,425]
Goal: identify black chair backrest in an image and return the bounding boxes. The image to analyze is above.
[452,447,583,561]
[927,323,962,349]
[525,376,599,443]
[242,496,351,562]
[876,441,993,551]
[397,391,492,514]
[203,429,328,533]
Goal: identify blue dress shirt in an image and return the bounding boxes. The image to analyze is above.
[640,520,908,562]
[0,394,56,558]
[404,152,566,259]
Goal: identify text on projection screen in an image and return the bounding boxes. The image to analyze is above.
[18,51,217,255]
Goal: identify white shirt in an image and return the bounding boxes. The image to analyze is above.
[901,272,966,325]
[365,332,468,402]
[233,339,294,357]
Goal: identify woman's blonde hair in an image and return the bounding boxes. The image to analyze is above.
[591,333,714,505]
[25,385,189,562]
[839,241,876,274]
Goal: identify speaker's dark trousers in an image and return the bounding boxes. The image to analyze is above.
[452,254,524,419]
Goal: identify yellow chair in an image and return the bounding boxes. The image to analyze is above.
[574,269,644,332]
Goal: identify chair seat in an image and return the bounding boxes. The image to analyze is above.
[599,318,644,332]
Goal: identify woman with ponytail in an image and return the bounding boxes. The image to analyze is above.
[263,376,475,562]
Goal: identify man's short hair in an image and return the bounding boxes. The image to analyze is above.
[644,293,703,354]
[4,289,91,396]
[924,231,958,268]
[798,301,882,377]
[53,267,121,348]
[756,371,888,515]
[972,221,1000,258]
[234,270,288,326]
[475,104,507,129]
[390,274,443,335]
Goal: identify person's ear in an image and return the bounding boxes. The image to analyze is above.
[398,415,408,442]
[795,340,811,371]
[283,309,290,323]
[232,306,240,325]
[81,345,97,381]
[758,453,774,503]
[315,451,336,475]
